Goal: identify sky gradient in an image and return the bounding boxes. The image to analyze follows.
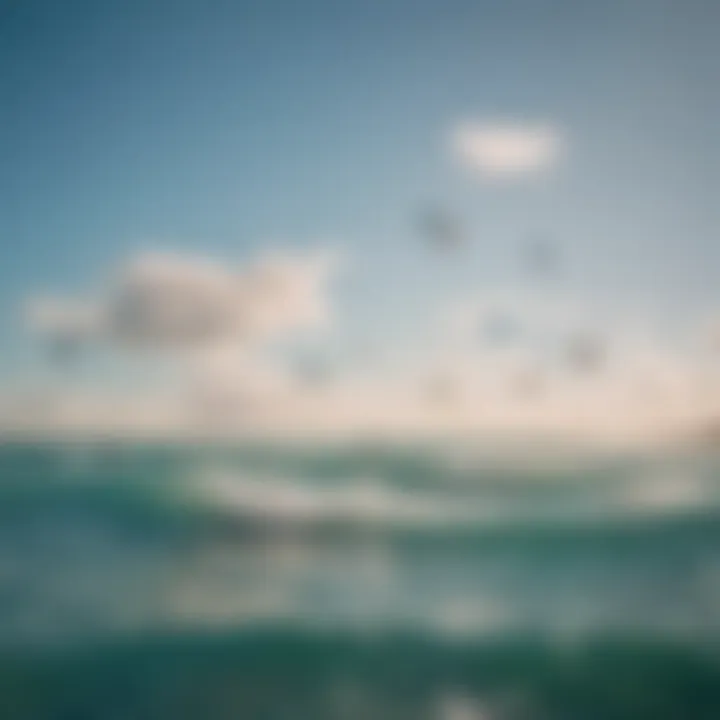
[1,0,719,440]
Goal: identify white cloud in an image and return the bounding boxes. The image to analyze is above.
[26,249,336,352]
[450,121,563,177]
[107,253,241,347]
[14,259,720,450]
[2,337,716,447]
[21,248,338,434]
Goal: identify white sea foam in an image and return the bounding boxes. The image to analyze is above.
[438,691,493,720]
[193,469,480,527]
[189,459,720,531]
[618,469,712,514]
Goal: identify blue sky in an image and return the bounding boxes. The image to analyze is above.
[1,0,719,404]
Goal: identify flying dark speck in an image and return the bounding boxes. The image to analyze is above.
[524,234,561,279]
[481,311,521,346]
[417,206,464,251]
[44,333,86,371]
[566,332,605,374]
[295,356,332,388]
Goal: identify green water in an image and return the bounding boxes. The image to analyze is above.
[1,441,720,718]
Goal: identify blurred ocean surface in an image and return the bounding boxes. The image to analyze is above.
[1,440,720,718]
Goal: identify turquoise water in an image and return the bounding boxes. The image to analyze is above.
[1,441,720,718]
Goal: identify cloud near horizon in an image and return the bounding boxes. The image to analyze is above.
[26,249,336,353]
[14,259,720,447]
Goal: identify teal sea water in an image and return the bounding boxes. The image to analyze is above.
[1,440,720,718]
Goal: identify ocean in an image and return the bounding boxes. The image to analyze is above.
[1,439,720,719]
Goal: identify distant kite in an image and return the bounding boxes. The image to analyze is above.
[43,330,88,371]
[480,311,521,346]
[565,332,605,374]
[524,234,561,280]
[418,207,465,251]
[295,356,332,388]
